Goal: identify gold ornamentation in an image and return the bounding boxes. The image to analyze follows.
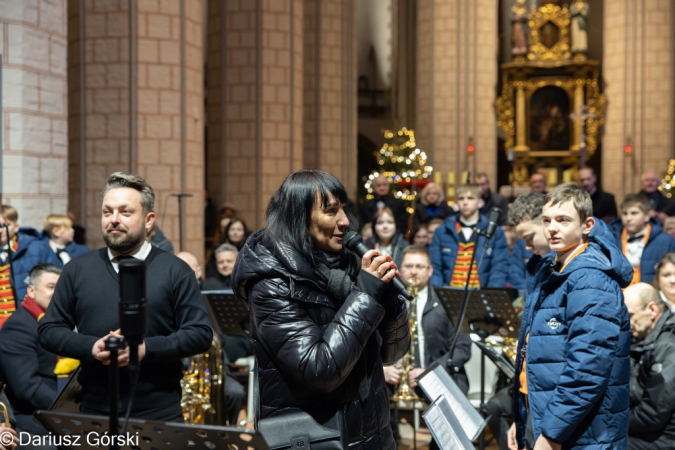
[528,3,571,61]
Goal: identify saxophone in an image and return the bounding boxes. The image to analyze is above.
[181,334,224,424]
[392,276,420,402]
[0,399,15,450]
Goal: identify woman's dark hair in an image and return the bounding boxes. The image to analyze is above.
[652,252,675,291]
[223,218,249,250]
[265,169,356,258]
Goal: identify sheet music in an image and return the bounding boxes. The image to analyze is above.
[417,363,486,441]
[423,396,474,450]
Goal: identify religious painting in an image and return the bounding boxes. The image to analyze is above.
[540,21,560,49]
[529,85,570,151]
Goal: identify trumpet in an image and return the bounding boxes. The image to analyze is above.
[0,400,16,450]
[392,276,420,402]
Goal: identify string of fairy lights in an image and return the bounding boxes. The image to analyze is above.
[662,160,675,199]
[364,128,434,202]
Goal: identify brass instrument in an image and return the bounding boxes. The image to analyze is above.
[0,400,15,450]
[181,334,224,424]
[392,277,420,402]
[502,337,517,366]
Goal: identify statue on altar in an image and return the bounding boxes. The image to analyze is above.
[511,0,528,56]
[570,1,589,53]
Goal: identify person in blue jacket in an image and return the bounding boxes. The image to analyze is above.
[609,194,675,285]
[40,214,90,265]
[503,226,532,292]
[429,184,509,288]
[509,183,633,450]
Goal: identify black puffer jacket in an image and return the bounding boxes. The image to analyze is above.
[629,309,675,449]
[233,231,410,450]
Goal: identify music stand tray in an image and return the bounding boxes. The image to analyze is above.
[201,290,249,336]
[472,340,516,379]
[34,410,270,450]
[433,287,520,339]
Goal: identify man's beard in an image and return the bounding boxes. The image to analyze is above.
[103,227,145,253]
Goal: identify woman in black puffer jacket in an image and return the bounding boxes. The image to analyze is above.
[232,170,410,450]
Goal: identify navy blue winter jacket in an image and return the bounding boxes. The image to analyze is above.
[429,213,509,287]
[513,226,633,449]
[609,218,675,284]
[11,228,61,304]
[507,239,531,290]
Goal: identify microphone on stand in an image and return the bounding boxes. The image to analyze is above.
[343,231,413,301]
[119,258,147,374]
[481,207,502,240]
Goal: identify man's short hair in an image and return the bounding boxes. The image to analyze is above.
[544,182,593,223]
[634,283,665,312]
[29,263,62,287]
[214,243,238,256]
[44,214,73,235]
[401,244,430,262]
[101,172,155,214]
[455,184,481,198]
[475,173,489,182]
[428,217,444,227]
[508,192,545,226]
[620,194,651,215]
[0,205,18,223]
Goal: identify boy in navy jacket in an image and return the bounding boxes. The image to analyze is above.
[509,183,632,450]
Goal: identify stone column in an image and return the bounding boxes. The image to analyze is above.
[68,0,204,256]
[603,0,675,197]
[303,0,357,199]
[416,0,499,197]
[0,0,68,228]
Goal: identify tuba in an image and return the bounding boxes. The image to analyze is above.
[181,334,224,424]
[392,277,420,402]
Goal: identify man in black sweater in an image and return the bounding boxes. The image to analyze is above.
[38,173,213,422]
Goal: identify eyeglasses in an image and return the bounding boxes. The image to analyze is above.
[401,264,429,271]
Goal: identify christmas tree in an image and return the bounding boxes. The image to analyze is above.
[364,128,433,208]
[662,160,675,199]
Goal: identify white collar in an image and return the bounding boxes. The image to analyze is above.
[108,240,152,272]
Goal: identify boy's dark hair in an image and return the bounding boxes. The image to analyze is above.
[265,169,356,262]
[508,192,545,227]
[544,183,593,223]
[28,263,62,288]
[620,194,651,215]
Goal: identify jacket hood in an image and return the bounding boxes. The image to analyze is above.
[542,218,634,288]
[232,229,322,303]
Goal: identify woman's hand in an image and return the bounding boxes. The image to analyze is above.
[361,249,400,283]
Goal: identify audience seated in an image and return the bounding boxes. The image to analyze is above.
[206,219,249,279]
[638,170,675,223]
[476,173,509,226]
[651,253,675,313]
[412,182,453,227]
[203,244,237,291]
[41,214,89,265]
[578,167,618,223]
[359,175,408,234]
[364,207,409,267]
[409,224,430,247]
[624,283,675,450]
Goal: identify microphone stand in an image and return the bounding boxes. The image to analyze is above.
[170,193,193,252]
[105,336,125,450]
[446,218,499,450]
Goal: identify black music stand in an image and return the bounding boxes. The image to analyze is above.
[49,367,82,414]
[34,410,270,450]
[434,287,520,449]
[202,290,249,336]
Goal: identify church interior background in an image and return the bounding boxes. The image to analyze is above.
[0,0,674,261]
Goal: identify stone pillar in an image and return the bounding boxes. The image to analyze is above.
[603,0,675,197]
[68,0,204,256]
[303,0,357,199]
[416,0,499,196]
[0,0,68,228]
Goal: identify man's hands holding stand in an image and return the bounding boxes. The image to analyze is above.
[92,329,146,366]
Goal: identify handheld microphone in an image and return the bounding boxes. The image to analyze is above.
[119,258,147,370]
[343,231,413,301]
[482,207,502,240]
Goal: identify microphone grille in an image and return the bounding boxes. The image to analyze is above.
[343,230,362,251]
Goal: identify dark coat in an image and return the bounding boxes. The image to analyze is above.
[507,239,531,290]
[639,190,675,216]
[422,286,472,394]
[232,231,410,450]
[412,202,454,227]
[513,229,633,449]
[359,195,409,234]
[609,218,675,284]
[480,190,509,226]
[12,228,61,304]
[628,310,675,449]
[590,188,618,222]
[429,213,509,288]
[0,306,58,434]
[364,233,409,267]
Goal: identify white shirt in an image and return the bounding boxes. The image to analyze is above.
[625,233,646,268]
[50,241,71,264]
[415,285,429,369]
[659,290,675,313]
[107,240,152,273]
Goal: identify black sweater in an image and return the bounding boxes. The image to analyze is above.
[38,247,213,413]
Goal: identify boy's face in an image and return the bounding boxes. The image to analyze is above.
[456,191,479,218]
[621,205,649,235]
[542,200,594,259]
[0,215,19,247]
[515,218,550,256]
[54,224,75,244]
